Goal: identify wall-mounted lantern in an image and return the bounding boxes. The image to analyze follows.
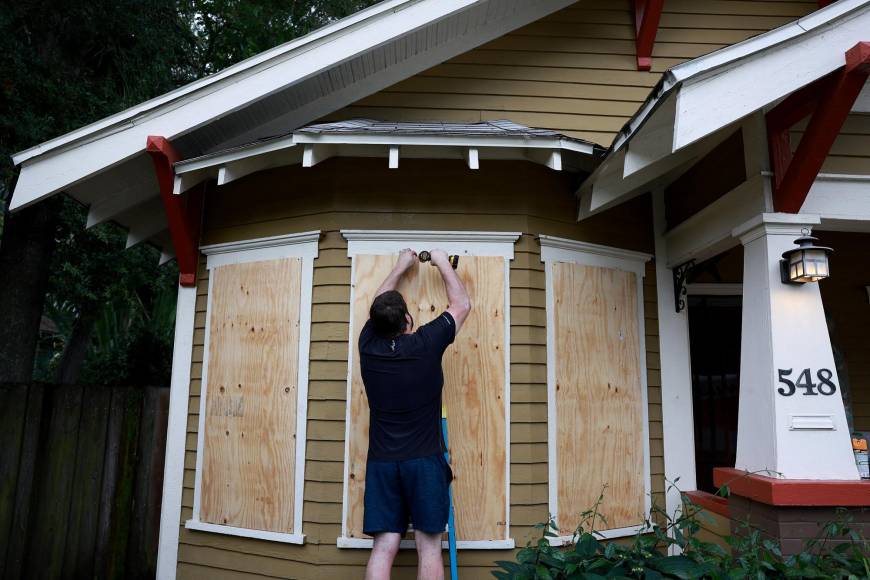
[780,235,833,285]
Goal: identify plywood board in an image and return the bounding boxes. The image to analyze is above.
[346,254,507,541]
[201,258,302,533]
[553,262,644,533]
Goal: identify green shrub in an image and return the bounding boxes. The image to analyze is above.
[492,484,869,579]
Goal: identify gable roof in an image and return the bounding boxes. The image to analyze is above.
[9,0,577,224]
[578,0,870,220]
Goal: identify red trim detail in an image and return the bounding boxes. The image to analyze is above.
[818,1,835,7]
[633,0,663,72]
[766,42,870,213]
[713,468,870,507]
[145,136,203,287]
[683,490,730,518]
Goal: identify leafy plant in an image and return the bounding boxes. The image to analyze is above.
[492,480,869,579]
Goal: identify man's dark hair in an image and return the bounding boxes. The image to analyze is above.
[370,290,412,338]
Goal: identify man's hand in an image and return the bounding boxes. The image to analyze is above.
[428,248,449,267]
[396,248,418,272]
[429,248,471,333]
[373,248,417,299]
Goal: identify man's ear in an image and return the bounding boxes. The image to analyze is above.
[405,312,414,332]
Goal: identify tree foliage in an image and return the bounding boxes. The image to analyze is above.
[1,0,377,384]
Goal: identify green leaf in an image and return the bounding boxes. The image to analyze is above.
[576,534,600,558]
[535,564,554,580]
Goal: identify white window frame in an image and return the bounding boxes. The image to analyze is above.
[185,230,320,544]
[539,235,653,543]
[337,230,521,550]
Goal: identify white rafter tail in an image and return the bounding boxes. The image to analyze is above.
[159,249,176,266]
[86,187,157,229]
[526,148,562,171]
[464,147,479,169]
[303,143,337,167]
[172,169,213,195]
[388,145,400,169]
[622,93,677,178]
[124,199,167,249]
[216,147,299,186]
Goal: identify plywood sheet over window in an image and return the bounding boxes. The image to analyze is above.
[200,257,302,533]
[541,236,651,540]
[344,253,508,545]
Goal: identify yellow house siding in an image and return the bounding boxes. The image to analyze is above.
[329,0,816,145]
[173,159,660,579]
[792,114,870,175]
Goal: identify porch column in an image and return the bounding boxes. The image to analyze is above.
[732,213,858,480]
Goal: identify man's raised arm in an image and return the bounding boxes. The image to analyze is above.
[429,249,472,333]
[373,248,417,299]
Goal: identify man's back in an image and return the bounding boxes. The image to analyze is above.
[359,312,455,461]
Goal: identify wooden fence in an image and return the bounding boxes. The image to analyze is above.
[0,384,169,580]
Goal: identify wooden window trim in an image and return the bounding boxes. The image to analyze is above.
[338,230,520,550]
[539,235,653,542]
[185,230,321,545]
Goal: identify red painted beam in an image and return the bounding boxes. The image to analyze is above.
[818,0,836,7]
[145,136,203,287]
[713,468,870,507]
[767,42,870,213]
[634,0,663,71]
[765,70,835,191]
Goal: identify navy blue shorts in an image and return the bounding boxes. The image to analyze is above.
[363,453,453,535]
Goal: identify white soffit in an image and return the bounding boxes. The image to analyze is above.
[9,0,578,212]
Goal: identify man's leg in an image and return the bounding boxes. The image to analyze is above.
[415,531,444,580]
[365,532,401,580]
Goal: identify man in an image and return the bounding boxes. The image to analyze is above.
[360,248,472,580]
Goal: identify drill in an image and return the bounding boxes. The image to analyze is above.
[418,250,459,269]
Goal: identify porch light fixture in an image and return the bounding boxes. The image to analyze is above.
[780,234,833,285]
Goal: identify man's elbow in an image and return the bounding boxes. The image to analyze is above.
[458,299,472,316]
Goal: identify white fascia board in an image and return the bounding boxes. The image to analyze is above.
[673,4,870,151]
[11,0,538,211]
[11,0,416,166]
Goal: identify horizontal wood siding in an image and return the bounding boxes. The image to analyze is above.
[175,158,659,578]
[792,114,870,175]
[328,0,816,145]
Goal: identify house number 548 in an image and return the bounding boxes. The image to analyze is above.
[777,368,837,396]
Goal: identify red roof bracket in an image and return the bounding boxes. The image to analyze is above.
[634,0,663,71]
[145,136,204,287]
[765,42,870,213]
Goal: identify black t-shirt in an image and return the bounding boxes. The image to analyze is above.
[359,311,456,461]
